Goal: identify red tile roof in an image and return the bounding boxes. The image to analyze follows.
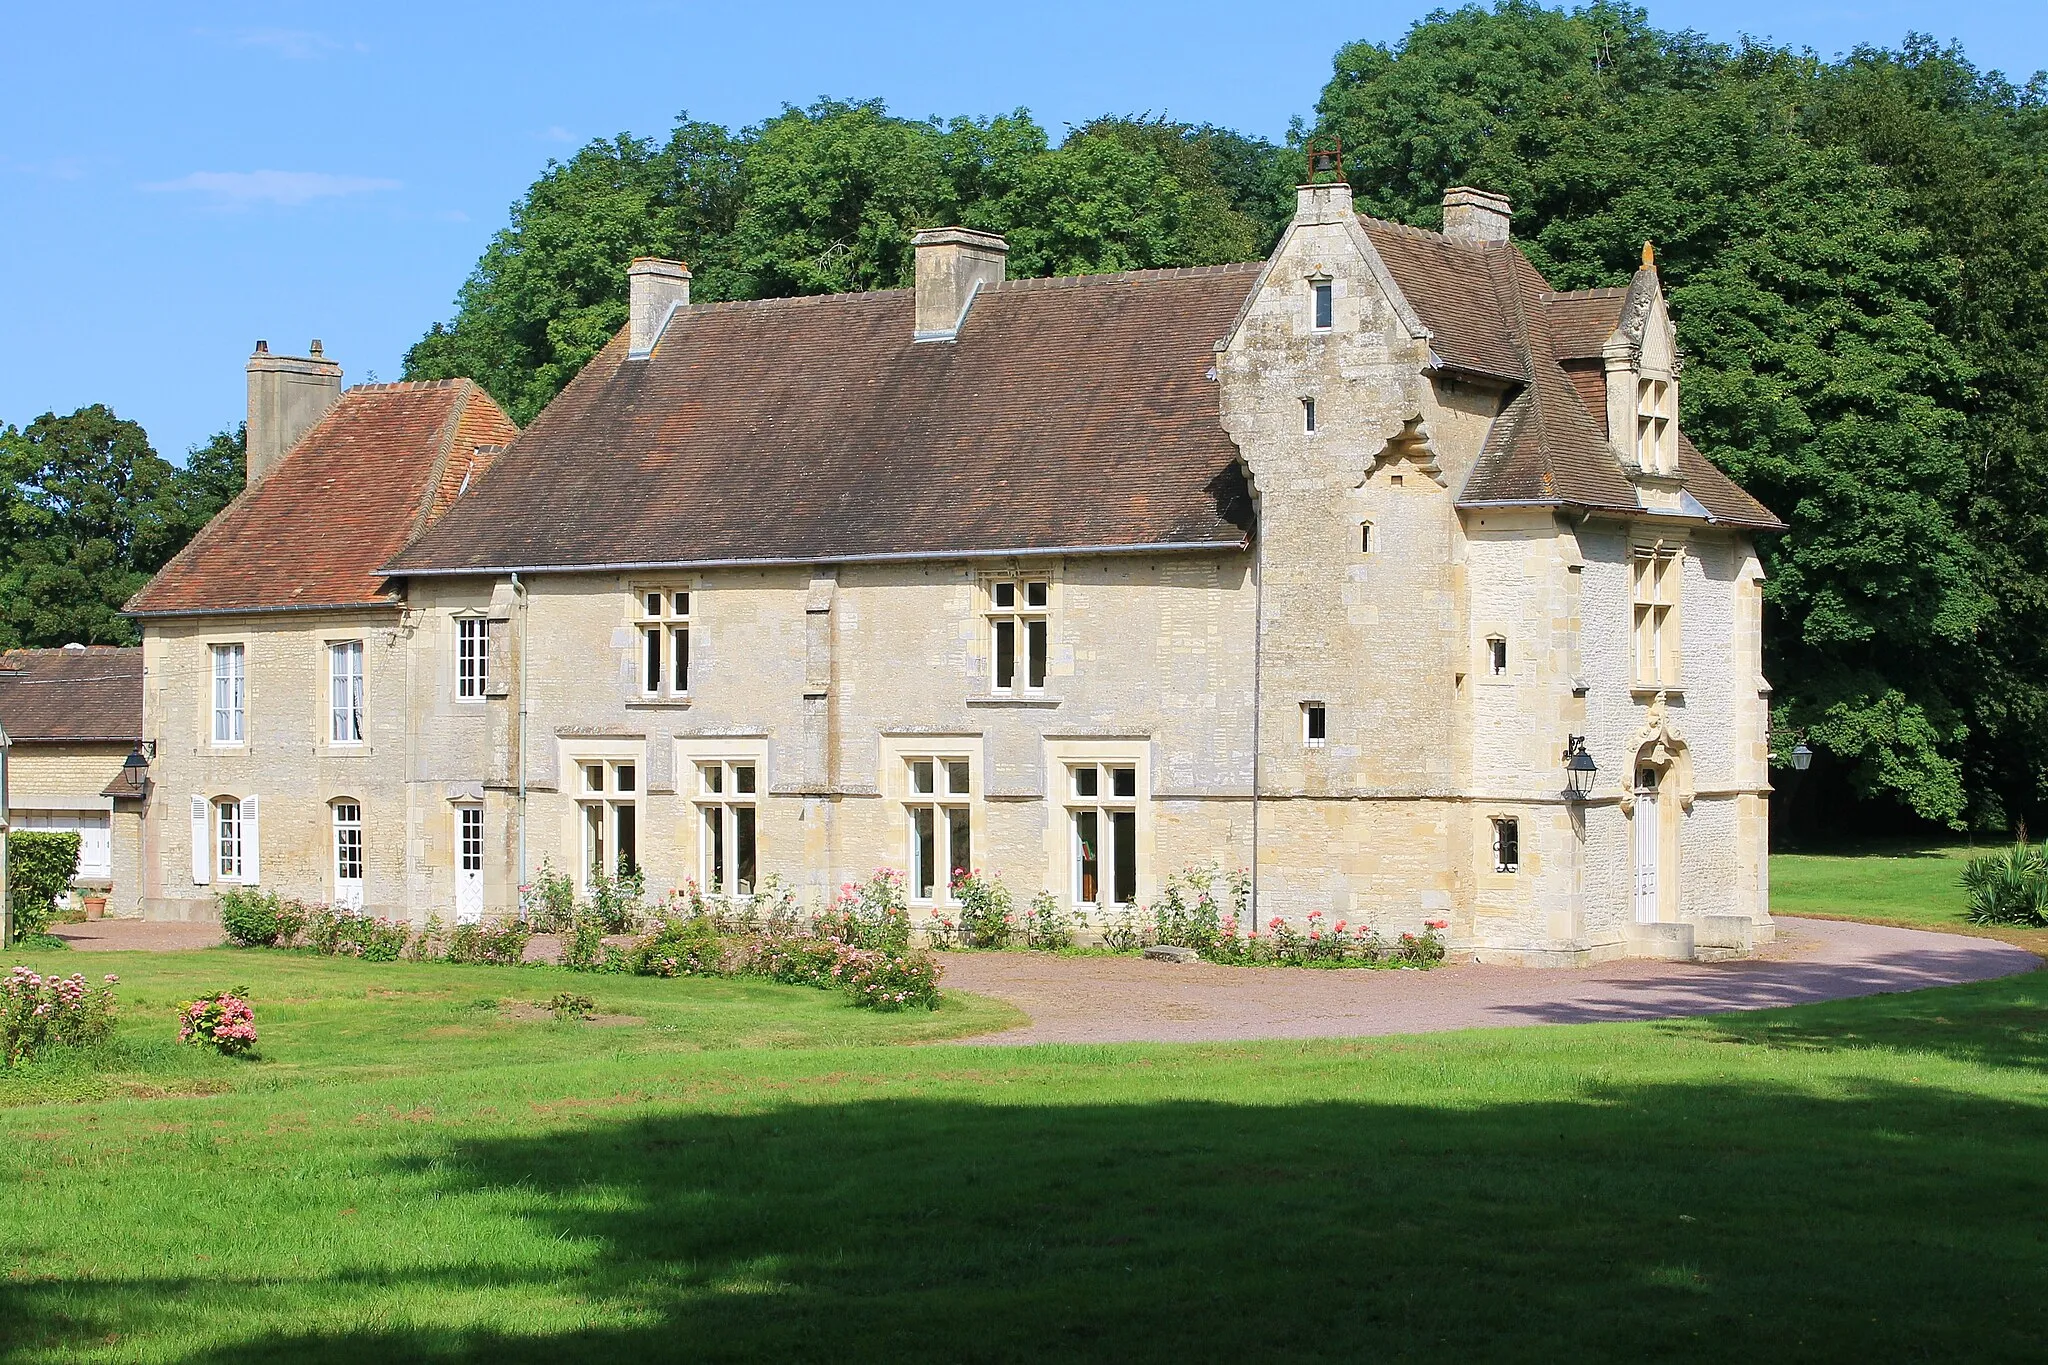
[0,646,141,743]
[127,381,517,616]
[385,266,1263,574]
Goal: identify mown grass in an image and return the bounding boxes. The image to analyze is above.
[2,941,2045,1361]
[1771,839,2048,955]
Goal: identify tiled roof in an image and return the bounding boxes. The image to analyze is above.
[385,265,1263,574]
[0,646,141,743]
[1358,219,1780,530]
[127,381,517,615]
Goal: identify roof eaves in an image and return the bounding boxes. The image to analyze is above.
[382,537,1253,579]
[125,599,404,621]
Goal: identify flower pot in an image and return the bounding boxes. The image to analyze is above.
[82,895,108,921]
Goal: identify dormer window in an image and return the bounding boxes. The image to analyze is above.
[1636,376,1675,474]
[1312,280,1333,331]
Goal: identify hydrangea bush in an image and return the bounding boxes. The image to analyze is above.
[177,989,257,1055]
[3,967,118,1065]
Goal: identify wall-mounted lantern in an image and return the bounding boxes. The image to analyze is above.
[1562,734,1598,800]
[1791,741,1813,772]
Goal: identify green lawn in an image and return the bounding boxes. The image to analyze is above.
[4,943,2046,1361]
[1772,840,1976,925]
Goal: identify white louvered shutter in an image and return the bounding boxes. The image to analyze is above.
[241,795,261,884]
[190,797,212,885]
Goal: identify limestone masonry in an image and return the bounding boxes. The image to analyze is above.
[121,180,1784,964]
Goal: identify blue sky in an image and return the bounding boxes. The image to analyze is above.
[3,1,2043,461]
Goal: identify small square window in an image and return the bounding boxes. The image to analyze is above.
[583,764,604,793]
[1313,281,1333,330]
[911,759,935,795]
[1493,817,1520,874]
[1073,766,1098,798]
[1025,580,1048,609]
[945,760,971,796]
[1303,703,1327,747]
[993,581,1016,609]
[700,763,723,795]
[734,764,756,795]
[1110,766,1136,799]
[673,591,690,617]
[643,592,662,617]
[1303,397,1317,433]
[1489,637,1508,676]
[616,764,636,794]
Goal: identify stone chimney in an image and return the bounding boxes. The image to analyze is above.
[1441,187,1512,244]
[626,258,691,357]
[246,340,343,484]
[911,227,1007,341]
[1294,179,1355,225]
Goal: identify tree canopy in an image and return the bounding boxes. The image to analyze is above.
[0,412,242,648]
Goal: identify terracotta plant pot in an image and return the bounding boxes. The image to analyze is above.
[82,895,108,921]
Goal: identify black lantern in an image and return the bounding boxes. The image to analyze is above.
[115,745,150,798]
[1562,735,1598,799]
[1791,741,1812,772]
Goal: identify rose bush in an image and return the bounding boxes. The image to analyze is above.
[177,989,257,1055]
[3,967,118,1065]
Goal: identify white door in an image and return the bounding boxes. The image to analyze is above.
[17,810,112,880]
[455,806,484,924]
[332,802,365,911]
[1634,768,1660,924]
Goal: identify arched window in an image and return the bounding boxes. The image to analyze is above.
[332,800,364,910]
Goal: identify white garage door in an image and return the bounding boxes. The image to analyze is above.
[11,809,113,880]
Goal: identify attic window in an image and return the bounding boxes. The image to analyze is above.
[1636,377,1676,474]
[1302,703,1327,748]
[1488,636,1508,677]
[1302,398,1317,433]
[1312,281,1333,331]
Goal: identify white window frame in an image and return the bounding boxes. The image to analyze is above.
[574,759,640,889]
[215,797,244,881]
[459,805,484,875]
[692,757,759,895]
[985,575,1050,696]
[1492,816,1520,874]
[455,616,489,702]
[329,640,364,745]
[1311,278,1333,331]
[634,587,692,697]
[1632,545,1682,689]
[211,644,245,745]
[904,754,974,904]
[1066,760,1140,911]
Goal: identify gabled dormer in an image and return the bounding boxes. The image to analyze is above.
[1604,244,1680,480]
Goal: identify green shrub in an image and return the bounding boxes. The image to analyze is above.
[446,919,531,966]
[831,946,942,1011]
[1961,842,2048,926]
[4,967,118,1065]
[1151,864,1226,953]
[631,916,726,977]
[521,860,577,932]
[1022,889,1078,950]
[952,871,1014,948]
[6,830,81,943]
[217,888,307,947]
[816,868,911,952]
[585,867,645,934]
[546,991,595,1021]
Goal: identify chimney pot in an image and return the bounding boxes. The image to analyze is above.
[910,227,1008,340]
[1442,187,1512,244]
[626,258,691,357]
[309,339,323,356]
[246,341,343,485]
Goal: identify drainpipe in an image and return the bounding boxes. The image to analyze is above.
[1249,518,1263,932]
[511,572,528,892]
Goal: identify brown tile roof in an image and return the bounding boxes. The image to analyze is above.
[0,646,141,743]
[128,381,517,616]
[1359,217,1780,530]
[1540,287,1630,360]
[385,265,1263,574]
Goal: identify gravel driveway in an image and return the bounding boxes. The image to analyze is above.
[47,915,2037,1046]
[938,918,2039,1045]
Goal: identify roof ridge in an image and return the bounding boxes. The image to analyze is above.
[990,262,1264,291]
[345,378,475,394]
[1540,286,1629,301]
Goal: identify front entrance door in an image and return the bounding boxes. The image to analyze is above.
[455,806,484,924]
[1634,767,1660,923]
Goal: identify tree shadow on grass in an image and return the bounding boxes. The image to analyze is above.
[7,1074,2046,1363]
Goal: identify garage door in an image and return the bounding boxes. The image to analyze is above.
[10,809,113,880]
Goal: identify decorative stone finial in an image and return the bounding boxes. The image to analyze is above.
[1641,241,1656,270]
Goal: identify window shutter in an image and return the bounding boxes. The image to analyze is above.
[189,797,211,886]
[241,795,261,884]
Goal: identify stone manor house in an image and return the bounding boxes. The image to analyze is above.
[121,181,1784,964]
